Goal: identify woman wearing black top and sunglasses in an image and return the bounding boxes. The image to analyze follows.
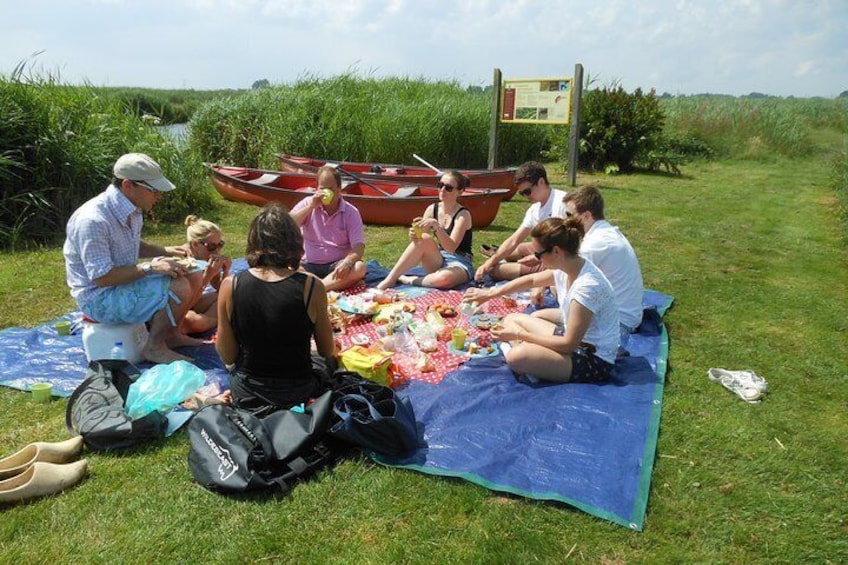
[377,170,474,290]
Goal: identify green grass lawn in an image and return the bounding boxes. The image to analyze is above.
[1,157,846,563]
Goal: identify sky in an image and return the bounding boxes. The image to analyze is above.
[1,0,846,97]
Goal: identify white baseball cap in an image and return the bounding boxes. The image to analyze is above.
[113,153,176,192]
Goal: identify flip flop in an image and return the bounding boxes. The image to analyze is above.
[480,244,499,258]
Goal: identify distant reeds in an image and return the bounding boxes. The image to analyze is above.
[660,96,848,159]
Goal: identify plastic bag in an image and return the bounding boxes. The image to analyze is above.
[125,360,207,419]
[391,325,420,357]
[339,346,394,386]
[412,323,438,353]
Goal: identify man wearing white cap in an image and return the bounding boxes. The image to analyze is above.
[63,153,202,363]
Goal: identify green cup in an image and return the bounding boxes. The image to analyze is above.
[321,188,335,205]
[31,383,53,403]
[451,328,468,350]
[54,320,71,336]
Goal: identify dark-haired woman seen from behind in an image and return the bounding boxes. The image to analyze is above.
[462,216,619,383]
[376,170,474,290]
[216,203,336,416]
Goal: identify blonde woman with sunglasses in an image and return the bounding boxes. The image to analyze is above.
[377,170,474,290]
[177,215,232,334]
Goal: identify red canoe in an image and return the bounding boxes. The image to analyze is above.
[277,153,518,200]
[206,164,509,228]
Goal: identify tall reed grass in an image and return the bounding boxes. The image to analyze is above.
[189,74,550,169]
[660,96,848,159]
[0,64,214,249]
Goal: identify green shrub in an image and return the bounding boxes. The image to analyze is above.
[576,85,666,173]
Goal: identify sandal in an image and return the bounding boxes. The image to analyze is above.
[480,244,499,258]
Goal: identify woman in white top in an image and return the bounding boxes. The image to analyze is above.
[462,216,620,383]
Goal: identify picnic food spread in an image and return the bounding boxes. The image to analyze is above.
[329,288,522,385]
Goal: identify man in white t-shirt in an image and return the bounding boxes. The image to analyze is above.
[474,162,568,282]
[563,186,644,340]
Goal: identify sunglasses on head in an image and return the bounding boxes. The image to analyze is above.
[533,247,553,260]
[200,240,225,252]
[437,181,458,192]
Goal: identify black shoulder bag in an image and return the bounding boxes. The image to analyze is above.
[66,360,167,451]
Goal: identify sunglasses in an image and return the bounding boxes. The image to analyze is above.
[134,180,160,193]
[200,240,225,252]
[437,181,458,192]
[533,247,553,260]
[519,181,536,197]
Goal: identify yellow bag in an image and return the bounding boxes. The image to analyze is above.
[339,346,394,386]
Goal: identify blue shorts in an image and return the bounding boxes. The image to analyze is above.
[82,275,177,326]
[302,260,343,279]
[440,251,474,282]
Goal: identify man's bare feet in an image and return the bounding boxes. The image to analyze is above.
[397,275,417,286]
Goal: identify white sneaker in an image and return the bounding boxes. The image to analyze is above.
[707,368,769,403]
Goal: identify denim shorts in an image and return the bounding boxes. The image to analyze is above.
[82,275,174,325]
[440,251,474,282]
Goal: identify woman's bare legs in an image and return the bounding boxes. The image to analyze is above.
[499,313,574,382]
[376,235,442,290]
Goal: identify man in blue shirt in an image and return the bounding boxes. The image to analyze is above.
[63,153,203,363]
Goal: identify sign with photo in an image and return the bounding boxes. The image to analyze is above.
[500,78,571,124]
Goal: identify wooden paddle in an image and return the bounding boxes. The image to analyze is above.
[333,164,393,197]
[412,153,442,174]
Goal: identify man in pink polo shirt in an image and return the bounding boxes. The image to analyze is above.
[290,165,367,291]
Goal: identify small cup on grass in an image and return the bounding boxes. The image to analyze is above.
[31,383,53,403]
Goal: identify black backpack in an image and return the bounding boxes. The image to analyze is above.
[66,360,167,451]
[187,389,343,494]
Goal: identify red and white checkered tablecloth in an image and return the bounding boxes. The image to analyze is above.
[334,286,523,386]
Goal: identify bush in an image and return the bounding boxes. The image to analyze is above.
[577,86,666,173]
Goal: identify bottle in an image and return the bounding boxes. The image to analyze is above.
[110,341,127,361]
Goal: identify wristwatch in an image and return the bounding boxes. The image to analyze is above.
[141,262,152,275]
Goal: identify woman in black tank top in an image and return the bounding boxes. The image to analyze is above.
[215,204,336,416]
[376,170,474,290]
